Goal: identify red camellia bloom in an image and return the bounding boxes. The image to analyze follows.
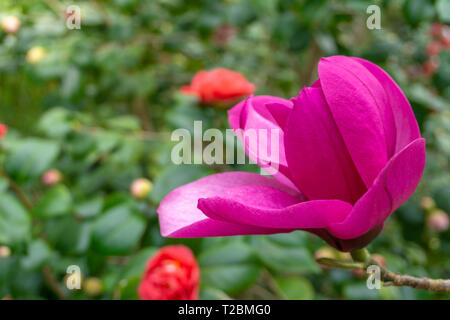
[138,245,200,300]
[0,124,7,138]
[181,68,255,104]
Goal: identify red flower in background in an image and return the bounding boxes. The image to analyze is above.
[0,124,7,138]
[138,245,200,300]
[181,68,255,104]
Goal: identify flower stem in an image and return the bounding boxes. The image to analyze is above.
[350,248,450,292]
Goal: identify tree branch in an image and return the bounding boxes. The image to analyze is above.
[350,249,450,292]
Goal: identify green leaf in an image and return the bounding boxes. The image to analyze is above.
[200,287,231,300]
[0,193,31,245]
[33,185,73,218]
[117,275,141,300]
[75,196,104,219]
[403,0,435,26]
[37,107,73,138]
[274,276,314,300]
[4,139,60,181]
[408,84,450,112]
[251,234,320,274]
[105,115,141,131]
[436,0,450,23]
[21,239,52,270]
[92,204,146,255]
[44,217,91,254]
[121,247,157,280]
[343,283,380,300]
[199,242,260,294]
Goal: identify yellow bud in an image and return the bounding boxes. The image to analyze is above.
[26,46,46,64]
[130,178,153,199]
[420,196,436,211]
[83,277,103,297]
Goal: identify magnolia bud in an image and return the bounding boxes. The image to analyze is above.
[26,46,46,64]
[420,196,436,212]
[314,246,337,270]
[130,178,153,199]
[83,277,103,297]
[427,210,449,233]
[42,169,62,186]
[1,15,21,34]
[0,246,11,257]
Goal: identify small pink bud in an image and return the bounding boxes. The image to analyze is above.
[371,254,387,267]
[130,178,153,199]
[0,246,11,257]
[427,210,449,232]
[1,15,21,34]
[352,269,364,278]
[26,46,46,64]
[42,169,62,186]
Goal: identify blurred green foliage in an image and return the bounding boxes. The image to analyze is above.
[0,0,449,300]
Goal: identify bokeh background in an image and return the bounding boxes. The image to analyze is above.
[0,0,449,300]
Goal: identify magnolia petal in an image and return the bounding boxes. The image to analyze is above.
[318,56,389,187]
[198,185,352,229]
[328,138,426,239]
[352,57,421,153]
[228,96,298,191]
[157,171,298,237]
[285,87,366,203]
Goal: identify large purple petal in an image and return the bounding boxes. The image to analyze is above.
[328,138,426,239]
[198,185,352,229]
[318,56,390,187]
[351,57,421,153]
[285,87,366,203]
[228,96,297,191]
[157,171,298,237]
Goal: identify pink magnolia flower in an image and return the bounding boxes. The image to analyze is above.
[158,56,425,252]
